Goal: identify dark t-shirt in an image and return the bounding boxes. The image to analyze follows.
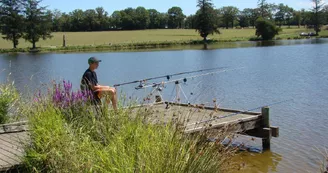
[81,69,100,103]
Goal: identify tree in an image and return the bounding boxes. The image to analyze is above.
[195,0,219,41]
[70,9,84,31]
[258,0,269,18]
[185,15,196,29]
[275,4,294,27]
[121,8,136,30]
[95,7,109,30]
[158,13,168,28]
[168,7,185,28]
[250,8,261,27]
[23,0,52,49]
[83,9,97,31]
[51,9,62,31]
[255,17,280,40]
[135,7,149,29]
[239,8,254,28]
[148,9,159,29]
[110,11,122,29]
[311,0,324,35]
[275,3,286,27]
[218,6,239,29]
[293,11,302,28]
[59,13,71,31]
[285,6,294,28]
[0,0,25,48]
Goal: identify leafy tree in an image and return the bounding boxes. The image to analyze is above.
[285,6,294,28]
[110,10,122,29]
[185,15,196,29]
[83,9,97,31]
[158,12,168,28]
[121,8,136,30]
[148,9,160,29]
[59,12,71,31]
[168,6,185,28]
[311,0,325,35]
[250,8,261,27]
[195,0,219,41]
[95,7,109,30]
[323,5,328,24]
[135,6,149,29]
[51,9,62,31]
[0,0,24,48]
[293,11,302,28]
[255,17,280,40]
[238,8,254,27]
[23,0,52,49]
[218,6,239,29]
[70,9,84,31]
[275,3,286,27]
[275,4,294,27]
[258,0,269,18]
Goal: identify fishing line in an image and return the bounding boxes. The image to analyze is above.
[113,66,228,87]
[139,67,245,90]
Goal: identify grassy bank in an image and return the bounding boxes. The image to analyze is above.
[1,80,237,172]
[0,27,327,53]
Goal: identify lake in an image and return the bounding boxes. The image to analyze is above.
[1,39,328,172]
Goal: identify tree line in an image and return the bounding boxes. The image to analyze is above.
[1,0,327,49]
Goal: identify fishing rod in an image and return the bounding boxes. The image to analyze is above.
[136,67,246,90]
[186,99,293,126]
[113,66,228,88]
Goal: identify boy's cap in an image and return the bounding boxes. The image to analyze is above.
[88,57,102,64]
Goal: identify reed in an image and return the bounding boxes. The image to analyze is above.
[22,80,238,172]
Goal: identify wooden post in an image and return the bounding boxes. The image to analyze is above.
[63,34,66,47]
[262,107,270,127]
[262,107,271,150]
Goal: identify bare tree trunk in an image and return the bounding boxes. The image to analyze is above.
[32,38,36,49]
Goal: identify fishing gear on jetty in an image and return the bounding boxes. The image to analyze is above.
[139,67,245,90]
[113,67,245,91]
[113,66,228,88]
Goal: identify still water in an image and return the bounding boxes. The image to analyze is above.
[1,39,328,172]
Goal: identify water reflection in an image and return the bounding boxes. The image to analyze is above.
[234,151,282,173]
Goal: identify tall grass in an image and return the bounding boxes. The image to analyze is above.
[0,78,19,124]
[23,80,237,172]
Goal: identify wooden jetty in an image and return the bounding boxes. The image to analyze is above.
[0,102,279,172]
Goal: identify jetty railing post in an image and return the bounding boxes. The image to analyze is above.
[261,107,271,150]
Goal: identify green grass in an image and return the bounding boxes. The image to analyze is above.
[0,27,327,52]
[0,79,19,124]
[21,81,238,172]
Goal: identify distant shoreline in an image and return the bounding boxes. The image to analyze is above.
[1,37,327,54]
[1,28,327,53]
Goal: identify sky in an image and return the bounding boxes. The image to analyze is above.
[41,0,315,15]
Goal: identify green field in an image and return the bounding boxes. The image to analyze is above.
[0,27,327,50]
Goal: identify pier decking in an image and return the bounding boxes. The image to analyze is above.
[0,102,279,172]
[0,122,28,172]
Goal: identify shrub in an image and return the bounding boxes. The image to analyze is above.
[0,80,19,124]
[255,18,281,40]
[24,81,237,172]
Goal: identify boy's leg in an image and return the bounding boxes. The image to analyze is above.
[97,86,117,110]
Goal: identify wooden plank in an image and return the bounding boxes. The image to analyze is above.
[165,102,261,115]
[0,142,24,157]
[0,149,21,165]
[0,135,22,149]
[0,133,28,144]
[185,115,261,134]
[0,136,24,153]
[271,126,279,137]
